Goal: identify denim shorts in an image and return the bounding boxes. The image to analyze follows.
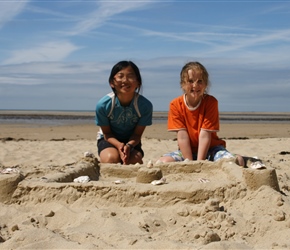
[97,138,144,157]
[163,145,235,162]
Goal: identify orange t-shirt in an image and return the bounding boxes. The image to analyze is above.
[168,94,226,153]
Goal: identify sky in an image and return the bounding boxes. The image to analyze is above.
[0,0,290,112]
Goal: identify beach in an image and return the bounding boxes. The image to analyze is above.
[1,112,290,249]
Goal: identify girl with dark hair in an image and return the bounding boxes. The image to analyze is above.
[96,61,153,165]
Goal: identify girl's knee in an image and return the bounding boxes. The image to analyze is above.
[100,150,121,163]
[158,156,175,163]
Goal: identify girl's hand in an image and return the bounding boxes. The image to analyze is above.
[118,143,126,161]
[119,143,130,164]
[122,144,131,164]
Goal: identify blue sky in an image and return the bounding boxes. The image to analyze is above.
[0,0,290,112]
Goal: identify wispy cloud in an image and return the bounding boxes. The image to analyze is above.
[0,60,110,85]
[1,1,156,64]
[26,5,78,20]
[148,24,290,54]
[0,1,29,28]
[2,41,80,65]
[103,20,290,61]
[68,0,154,36]
[260,3,290,15]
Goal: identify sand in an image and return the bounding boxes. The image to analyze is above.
[1,122,290,249]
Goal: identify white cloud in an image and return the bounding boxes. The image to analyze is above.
[68,0,154,36]
[104,20,290,60]
[141,25,290,56]
[0,60,110,86]
[0,1,29,28]
[2,41,81,65]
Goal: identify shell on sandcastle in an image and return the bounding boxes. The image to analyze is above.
[136,167,163,184]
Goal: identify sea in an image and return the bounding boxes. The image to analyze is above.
[0,110,289,126]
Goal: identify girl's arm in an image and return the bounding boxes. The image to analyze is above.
[197,129,211,160]
[122,125,146,164]
[101,126,122,148]
[127,125,146,146]
[177,130,193,160]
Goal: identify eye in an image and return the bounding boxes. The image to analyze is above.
[117,73,124,78]
[127,74,136,80]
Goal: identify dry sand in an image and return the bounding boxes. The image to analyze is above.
[1,122,290,249]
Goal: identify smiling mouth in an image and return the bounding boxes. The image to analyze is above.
[121,84,131,90]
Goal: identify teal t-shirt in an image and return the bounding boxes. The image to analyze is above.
[95,92,153,141]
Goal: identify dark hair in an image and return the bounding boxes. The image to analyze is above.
[108,61,142,93]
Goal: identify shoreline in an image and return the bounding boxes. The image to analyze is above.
[0,110,290,126]
[1,122,290,141]
[1,110,290,141]
[1,110,290,118]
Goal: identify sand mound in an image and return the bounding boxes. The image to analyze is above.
[1,150,290,249]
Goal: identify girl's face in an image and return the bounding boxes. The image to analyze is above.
[110,66,140,95]
[182,69,207,106]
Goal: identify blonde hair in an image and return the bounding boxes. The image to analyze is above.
[180,62,210,93]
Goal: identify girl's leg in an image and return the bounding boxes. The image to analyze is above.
[158,155,177,163]
[210,146,244,167]
[99,147,121,163]
[158,150,184,163]
[235,154,245,167]
[128,150,143,164]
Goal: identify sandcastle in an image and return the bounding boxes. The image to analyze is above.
[0,154,281,205]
